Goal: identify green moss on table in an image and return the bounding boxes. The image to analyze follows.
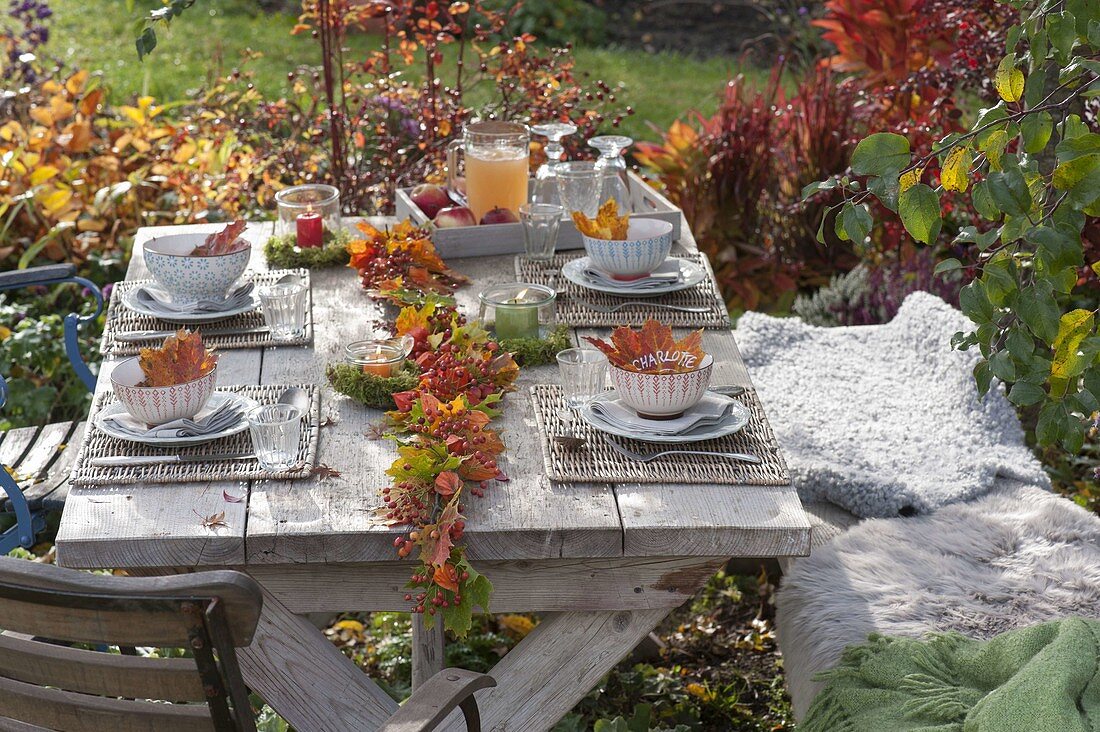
[326,363,419,411]
[498,324,571,367]
[264,229,352,269]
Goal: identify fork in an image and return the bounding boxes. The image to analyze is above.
[604,436,762,464]
[574,298,711,314]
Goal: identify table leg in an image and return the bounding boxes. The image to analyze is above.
[238,584,399,731]
[412,613,446,691]
[437,608,674,732]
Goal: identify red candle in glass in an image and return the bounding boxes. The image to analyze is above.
[296,208,323,248]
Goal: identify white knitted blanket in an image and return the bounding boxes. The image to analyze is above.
[736,292,1050,518]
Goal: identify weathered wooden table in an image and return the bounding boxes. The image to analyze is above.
[56,218,810,732]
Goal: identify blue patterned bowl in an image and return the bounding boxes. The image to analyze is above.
[144,233,250,303]
[582,219,674,281]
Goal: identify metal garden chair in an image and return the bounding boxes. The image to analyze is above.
[0,263,103,554]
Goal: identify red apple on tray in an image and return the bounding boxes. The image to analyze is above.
[409,183,451,219]
[480,207,518,225]
[434,206,477,228]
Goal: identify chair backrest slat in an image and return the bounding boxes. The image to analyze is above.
[0,675,216,732]
[0,632,206,701]
[0,558,263,732]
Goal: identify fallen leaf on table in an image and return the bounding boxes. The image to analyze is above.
[223,490,244,503]
[312,464,342,480]
[196,510,229,529]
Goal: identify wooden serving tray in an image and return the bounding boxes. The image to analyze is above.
[395,170,683,259]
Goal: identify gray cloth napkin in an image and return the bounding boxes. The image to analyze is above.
[589,393,733,436]
[103,398,245,439]
[133,282,255,314]
[583,258,681,289]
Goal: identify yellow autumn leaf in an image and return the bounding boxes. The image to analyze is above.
[1091,261,1100,277]
[173,141,197,164]
[1050,309,1095,399]
[0,120,25,141]
[65,69,88,96]
[41,79,62,95]
[498,614,536,638]
[29,165,59,186]
[39,188,73,214]
[940,147,972,192]
[29,106,54,126]
[900,167,924,192]
[0,326,11,341]
[120,106,144,126]
[332,619,365,634]
[994,62,1024,103]
[979,129,1011,171]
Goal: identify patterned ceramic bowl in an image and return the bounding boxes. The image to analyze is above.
[582,219,673,281]
[609,355,713,419]
[144,233,250,303]
[110,356,218,425]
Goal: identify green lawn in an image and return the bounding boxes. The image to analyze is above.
[48,0,748,142]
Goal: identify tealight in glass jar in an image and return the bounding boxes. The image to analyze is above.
[275,184,341,248]
[478,283,556,341]
[345,336,415,377]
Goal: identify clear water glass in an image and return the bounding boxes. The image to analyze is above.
[248,404,302,472]
[554,161,603,217]
[519,203,564,261]
[258,282,307,341]
[531,122,577,204]
[557,348,608,408]
[590,135,633,212]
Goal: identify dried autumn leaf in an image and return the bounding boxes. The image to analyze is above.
[198,511,228,529]
[193,220,249,256]
[433,563,460,592]
[312,464,343,480]
[585,320,706,374]
[138,329,218,387]
[571,199,630,240]
[434,470,463,496]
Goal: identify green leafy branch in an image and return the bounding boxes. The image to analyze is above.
[132,0,197,60]
[805,0,1100,453]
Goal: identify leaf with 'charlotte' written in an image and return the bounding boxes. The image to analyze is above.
[584,319,706,374]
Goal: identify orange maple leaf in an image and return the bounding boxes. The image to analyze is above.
[138,329,218,386]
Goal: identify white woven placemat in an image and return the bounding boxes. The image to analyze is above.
[101,269,313,356]
[529,384,789,485]
[70,383,321,487]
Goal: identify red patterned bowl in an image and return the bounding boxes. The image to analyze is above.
[110,357,218,426]
[609,354,713,419]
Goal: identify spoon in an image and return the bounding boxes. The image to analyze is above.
[552,409,585,449]
[278,386,311,414]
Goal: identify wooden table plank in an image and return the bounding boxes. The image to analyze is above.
[246,227,625,564]
[56,224,273,570]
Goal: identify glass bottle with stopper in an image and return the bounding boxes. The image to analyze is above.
[589,135,634,212]
[531,122,577,205]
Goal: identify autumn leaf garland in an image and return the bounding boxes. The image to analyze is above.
[347,222,517,636]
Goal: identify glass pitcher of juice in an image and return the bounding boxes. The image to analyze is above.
[447,121,530,223]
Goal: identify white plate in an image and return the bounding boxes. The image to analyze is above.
[577,390,750,444]
[121,285,258,324]
[562,257,707,297]
[96,391,258,447]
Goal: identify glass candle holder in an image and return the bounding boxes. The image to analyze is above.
[275,184,341,248]
[478,283,556,341]
[345,336,415,377]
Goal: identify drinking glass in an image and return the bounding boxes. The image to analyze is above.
[590,135,633,212]
[248,404,302,472]
[257,282,308,341]
[531,122,577,204]
[554,161,603,218]
[557,348,608,408]
[447,121,530,222]
[519,203,564,261]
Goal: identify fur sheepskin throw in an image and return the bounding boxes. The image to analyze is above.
[736,292,1049,518]
[776,480,1100,720]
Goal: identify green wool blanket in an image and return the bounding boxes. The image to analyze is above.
[801,618,1100,732]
